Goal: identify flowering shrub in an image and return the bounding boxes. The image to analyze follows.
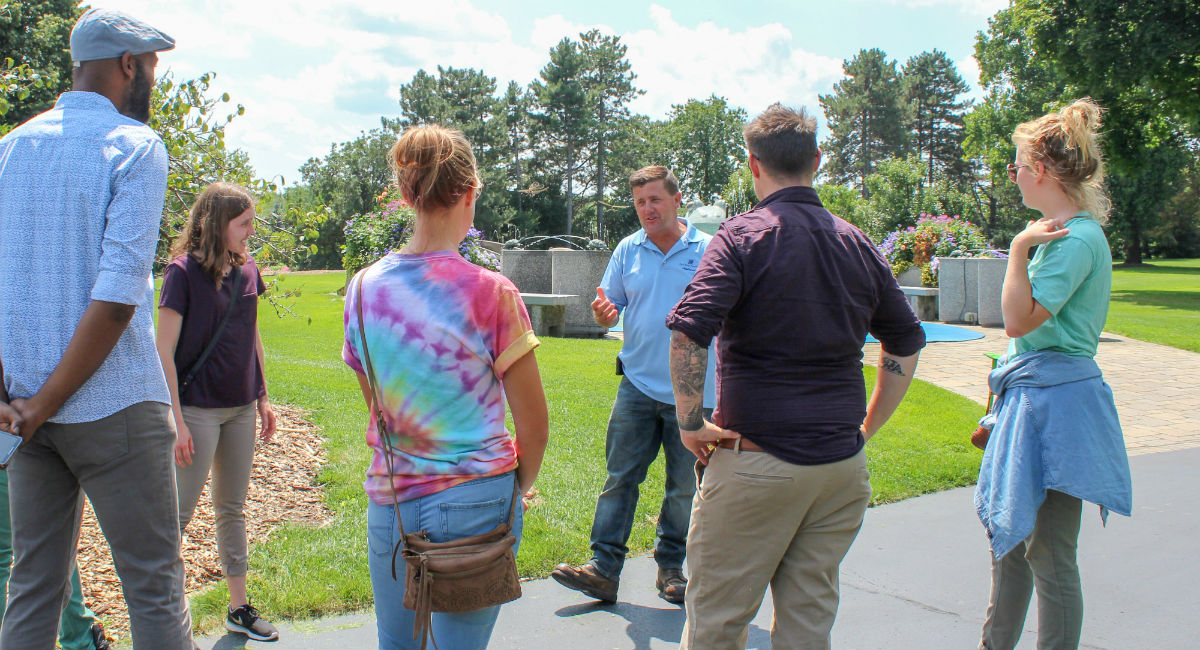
[878,214,1005,286]
[458,226,500,271]
[343,187,500,276]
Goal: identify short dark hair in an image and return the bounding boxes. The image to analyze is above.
[629,165,679,196]
[743,103,818,178]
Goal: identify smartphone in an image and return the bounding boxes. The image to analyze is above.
[0,430,21,466]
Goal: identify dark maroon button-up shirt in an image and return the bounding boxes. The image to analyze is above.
[666,185,925,465]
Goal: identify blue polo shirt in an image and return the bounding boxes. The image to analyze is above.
[600,218,717,407]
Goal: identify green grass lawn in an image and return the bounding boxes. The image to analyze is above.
[1107,258,1200,353]
[187,271,984,631]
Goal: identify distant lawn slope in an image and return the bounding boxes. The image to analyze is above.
[1108,259,1200,353]
[187,270,984,632]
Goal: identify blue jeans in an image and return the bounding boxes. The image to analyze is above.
[367,471,523,650]
[589,377,708,580]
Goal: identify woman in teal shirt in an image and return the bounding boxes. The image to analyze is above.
[977,98,1132,650]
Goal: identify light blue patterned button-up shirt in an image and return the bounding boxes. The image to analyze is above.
[0,92,171,423]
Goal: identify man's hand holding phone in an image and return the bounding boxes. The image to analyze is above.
[0,401,25,469]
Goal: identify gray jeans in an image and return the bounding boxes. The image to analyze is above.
[0,401,192,650]
[980,489,1084,650]
[176,403,256,576]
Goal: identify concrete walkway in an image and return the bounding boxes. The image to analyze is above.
[198,326,1200,649]
[863,324,1200,454]
[200,447,1199,650]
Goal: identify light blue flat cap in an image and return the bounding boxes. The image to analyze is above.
[70,8,175,64]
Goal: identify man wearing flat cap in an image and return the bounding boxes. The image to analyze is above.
[0,8,194,649]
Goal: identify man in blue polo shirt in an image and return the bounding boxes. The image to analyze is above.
[552,166,716,605]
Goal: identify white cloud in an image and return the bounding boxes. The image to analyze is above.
[955,53,985,102]
[111,2,852,179]
[624,6,844,121]
[517,7,843,122]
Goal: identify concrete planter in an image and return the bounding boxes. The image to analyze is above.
[500,249,552,294]
[551,249,611,337]
[896,267,923,287]
[974,258,1008,327]
[938,257,1008,326]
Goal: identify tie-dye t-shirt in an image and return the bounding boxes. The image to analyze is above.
[343,251,539,505]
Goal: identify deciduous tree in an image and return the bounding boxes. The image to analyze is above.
[661,95,747,204]
[0,0,78,126]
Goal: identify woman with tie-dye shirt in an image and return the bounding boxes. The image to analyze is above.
[342,125,549,650]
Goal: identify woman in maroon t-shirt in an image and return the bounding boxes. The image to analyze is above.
[155,182,279,642]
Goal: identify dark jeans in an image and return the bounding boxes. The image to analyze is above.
[589,378,708,579]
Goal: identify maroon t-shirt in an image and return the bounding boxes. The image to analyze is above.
[158,254,266,408]
[666,186,926,465]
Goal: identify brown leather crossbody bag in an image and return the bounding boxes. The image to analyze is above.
[354,272,522,649]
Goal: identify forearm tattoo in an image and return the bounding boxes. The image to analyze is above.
[670,332,708,430]
[881,357,905,377]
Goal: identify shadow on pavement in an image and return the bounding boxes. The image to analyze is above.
[554,601,771,650]
[209,632,249,649]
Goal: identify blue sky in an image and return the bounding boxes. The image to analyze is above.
[118,0,1005,183]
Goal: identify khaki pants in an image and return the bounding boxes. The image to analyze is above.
[176,403,257,576]
[680,447,871,650]
[1,401,192,650]
[980,489,1083,650]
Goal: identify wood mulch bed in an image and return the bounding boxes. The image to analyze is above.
[75,404,331,644]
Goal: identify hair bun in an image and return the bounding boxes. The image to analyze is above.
[390,125,479,212]
[1059,98,1103,145]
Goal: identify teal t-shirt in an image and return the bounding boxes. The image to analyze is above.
[1008,215,1112,359]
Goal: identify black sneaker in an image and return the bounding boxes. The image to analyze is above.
[226,603,279,642]
[90,622,111,650]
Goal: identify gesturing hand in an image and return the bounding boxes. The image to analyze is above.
[591,287,619,328]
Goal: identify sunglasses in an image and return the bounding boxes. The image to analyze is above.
[1006,163,1031,182]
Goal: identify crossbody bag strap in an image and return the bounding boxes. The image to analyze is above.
[354,271,412,579]
[179,264,242,395]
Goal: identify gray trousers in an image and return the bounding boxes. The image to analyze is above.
[0,401,192,650]
[980,489,1084,650]
[176,403,256,577]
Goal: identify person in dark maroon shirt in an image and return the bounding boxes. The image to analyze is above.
[155,182,280,643]
[666,104,926,650]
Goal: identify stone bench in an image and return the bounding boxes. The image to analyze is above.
[520,293,579,337]
[899,285,939,321]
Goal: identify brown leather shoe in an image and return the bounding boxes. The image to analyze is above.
[656,567,687,604]
[551,562,619,603]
